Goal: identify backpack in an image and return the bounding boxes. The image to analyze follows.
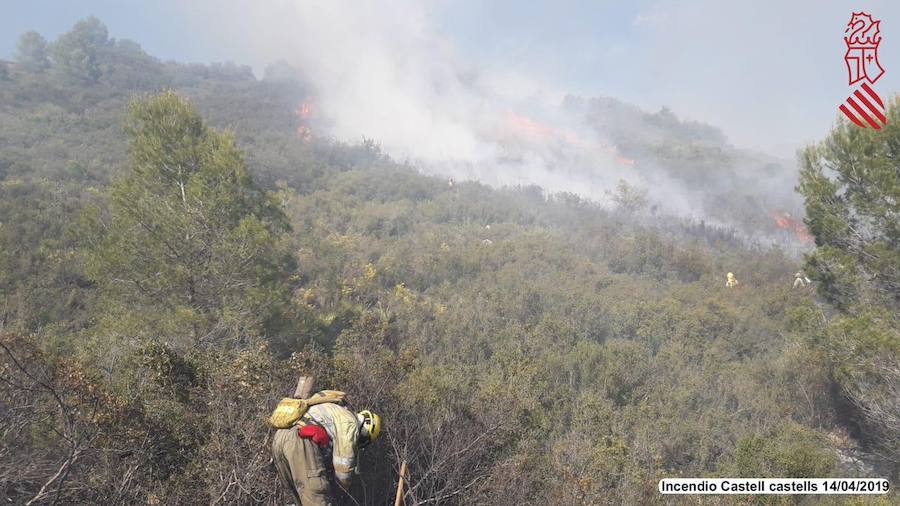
[268,390,347,429]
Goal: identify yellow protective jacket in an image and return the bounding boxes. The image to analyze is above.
[301,402,362,483]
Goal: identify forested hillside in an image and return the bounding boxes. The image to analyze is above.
[0,18,896,505]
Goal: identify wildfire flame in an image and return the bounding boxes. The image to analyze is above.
[501,111,636,167]
[503,111,560,142]
[616,155,635,166]
[771,210,814,244]
[296,102,311,120]
[295,100,313,141]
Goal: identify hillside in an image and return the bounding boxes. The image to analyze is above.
[0,18,895,505]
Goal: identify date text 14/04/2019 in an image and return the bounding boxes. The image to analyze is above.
[658,478,890,494]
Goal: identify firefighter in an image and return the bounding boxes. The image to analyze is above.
[272,396,381,506]
[793,271,811,288]
[726,272,739,288]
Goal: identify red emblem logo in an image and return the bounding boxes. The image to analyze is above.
[839,12,887,129]
[845,12,885,85]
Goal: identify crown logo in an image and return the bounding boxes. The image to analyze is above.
[845,12,882,48]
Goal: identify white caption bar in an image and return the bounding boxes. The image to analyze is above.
[658,478,890,494]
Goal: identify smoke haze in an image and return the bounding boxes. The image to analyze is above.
[165,1,700,212]
[231,1,638,200]
[6,0,899,239]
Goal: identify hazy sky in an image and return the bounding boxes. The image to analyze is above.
[3,0,899,156]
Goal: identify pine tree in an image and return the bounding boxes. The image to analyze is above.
[83,91,294,346]
[798,97,900,462]
[49,17,110,83]
[15,31,49,71]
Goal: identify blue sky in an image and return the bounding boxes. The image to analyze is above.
[2,0,235,65]
[1,0,646,85]
[3,0,899,156]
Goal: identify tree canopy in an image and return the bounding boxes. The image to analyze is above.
[15,31,49,71]
[799,98,900,463]
[83,91,294,347]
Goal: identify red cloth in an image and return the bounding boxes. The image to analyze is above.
[298,424,331,448]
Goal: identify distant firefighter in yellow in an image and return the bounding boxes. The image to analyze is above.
[793,271,811,288]
[725,272,739,288]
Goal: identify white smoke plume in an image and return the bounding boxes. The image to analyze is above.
[178,0,639,203]
[166,0,844,247]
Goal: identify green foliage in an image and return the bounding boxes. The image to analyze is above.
[606,178,649,214]
[49,17,111,83]
[798,98,900,463]
[799,98,900,309]
[15,31,49,71]
[0,179,91,333]
[732,425,836,478]
[82,91,295,346]
[139,341,204,402]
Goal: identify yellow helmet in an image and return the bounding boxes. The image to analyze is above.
[727,272,734,279]
[358,410,381,444]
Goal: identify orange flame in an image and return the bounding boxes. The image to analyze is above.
[295,100,313,141]
[616,155,635,166]
[501,111,636,167]
[503,111,561,142]
[771,210,814,244]
[296,102,311,119]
